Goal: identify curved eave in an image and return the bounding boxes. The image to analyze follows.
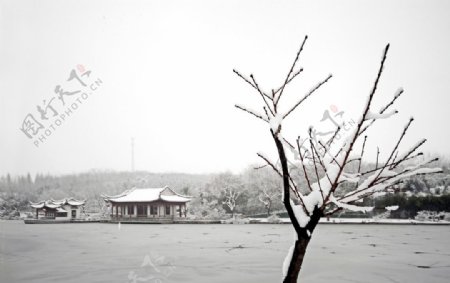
[30,199,85,208]
[67,200,86,206]
[104,187,192,203]
[108,197,190,204]
[108,198,158,203]
[160,195,191,203]
[30,202,45,209]
[101,188,137,200]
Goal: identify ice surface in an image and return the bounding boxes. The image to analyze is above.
[1,221,449,283]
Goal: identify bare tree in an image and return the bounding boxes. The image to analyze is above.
[243,165,282,216]
[258,188,279,216]
[223,188,240,218]
[234,36,442,282]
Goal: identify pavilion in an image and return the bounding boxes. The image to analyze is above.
[102,186,191,220]
[30,198,86,220]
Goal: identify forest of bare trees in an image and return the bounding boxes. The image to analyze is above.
[0,167,285,218]
[1,160,449,220]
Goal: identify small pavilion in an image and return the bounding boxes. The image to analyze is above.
[102,186,190,220]
[30,198,86,220]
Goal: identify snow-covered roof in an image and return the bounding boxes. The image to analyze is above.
[161,195,191,202]
[56,207,67,213]
[103,187,191,203]
[30,198,86,209]
[52,198,86,206]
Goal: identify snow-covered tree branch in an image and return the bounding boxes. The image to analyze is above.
[234,37,442,282]
[222,187,240,218]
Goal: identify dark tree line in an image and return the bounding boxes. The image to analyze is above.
[0,165,448,220]
[369,194,450,218]
[0,168,285,218]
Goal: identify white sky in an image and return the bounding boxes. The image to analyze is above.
[1,0,449,177]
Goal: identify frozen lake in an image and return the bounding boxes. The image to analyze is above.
[1,221,449,282]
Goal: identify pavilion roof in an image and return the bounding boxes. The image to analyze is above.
[102,186,191,203]
[30,198,86,209]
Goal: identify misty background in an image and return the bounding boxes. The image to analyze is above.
[1,0,449,178]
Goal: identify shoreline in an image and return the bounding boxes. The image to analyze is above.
[16,218,450,225]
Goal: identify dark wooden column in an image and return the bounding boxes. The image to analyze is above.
[111,203,114,219]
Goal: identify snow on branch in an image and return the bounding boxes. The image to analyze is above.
[390,138,427,169]
[338,160,442,204]
[365,109,398,120]
[235,104,269,122]
[359,88,404,136]
[370,117,415,181]
[380,88,404,114]
[269,113,284,134]
[328,194,374,213]
[282,74,332,119]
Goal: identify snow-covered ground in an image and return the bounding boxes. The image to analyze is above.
[1,220,449,282]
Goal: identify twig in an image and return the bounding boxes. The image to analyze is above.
[297,137,314,192]
[283,74,332,119]
[274,35,308,105]
[250,74,275,116]
[233,69,272,100]
[235,104,269,122]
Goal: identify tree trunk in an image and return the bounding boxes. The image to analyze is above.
[283,237,310,283]
[283,207,322,282]
[272,132,323,282]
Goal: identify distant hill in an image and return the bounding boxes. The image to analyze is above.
[1,156,449,218]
